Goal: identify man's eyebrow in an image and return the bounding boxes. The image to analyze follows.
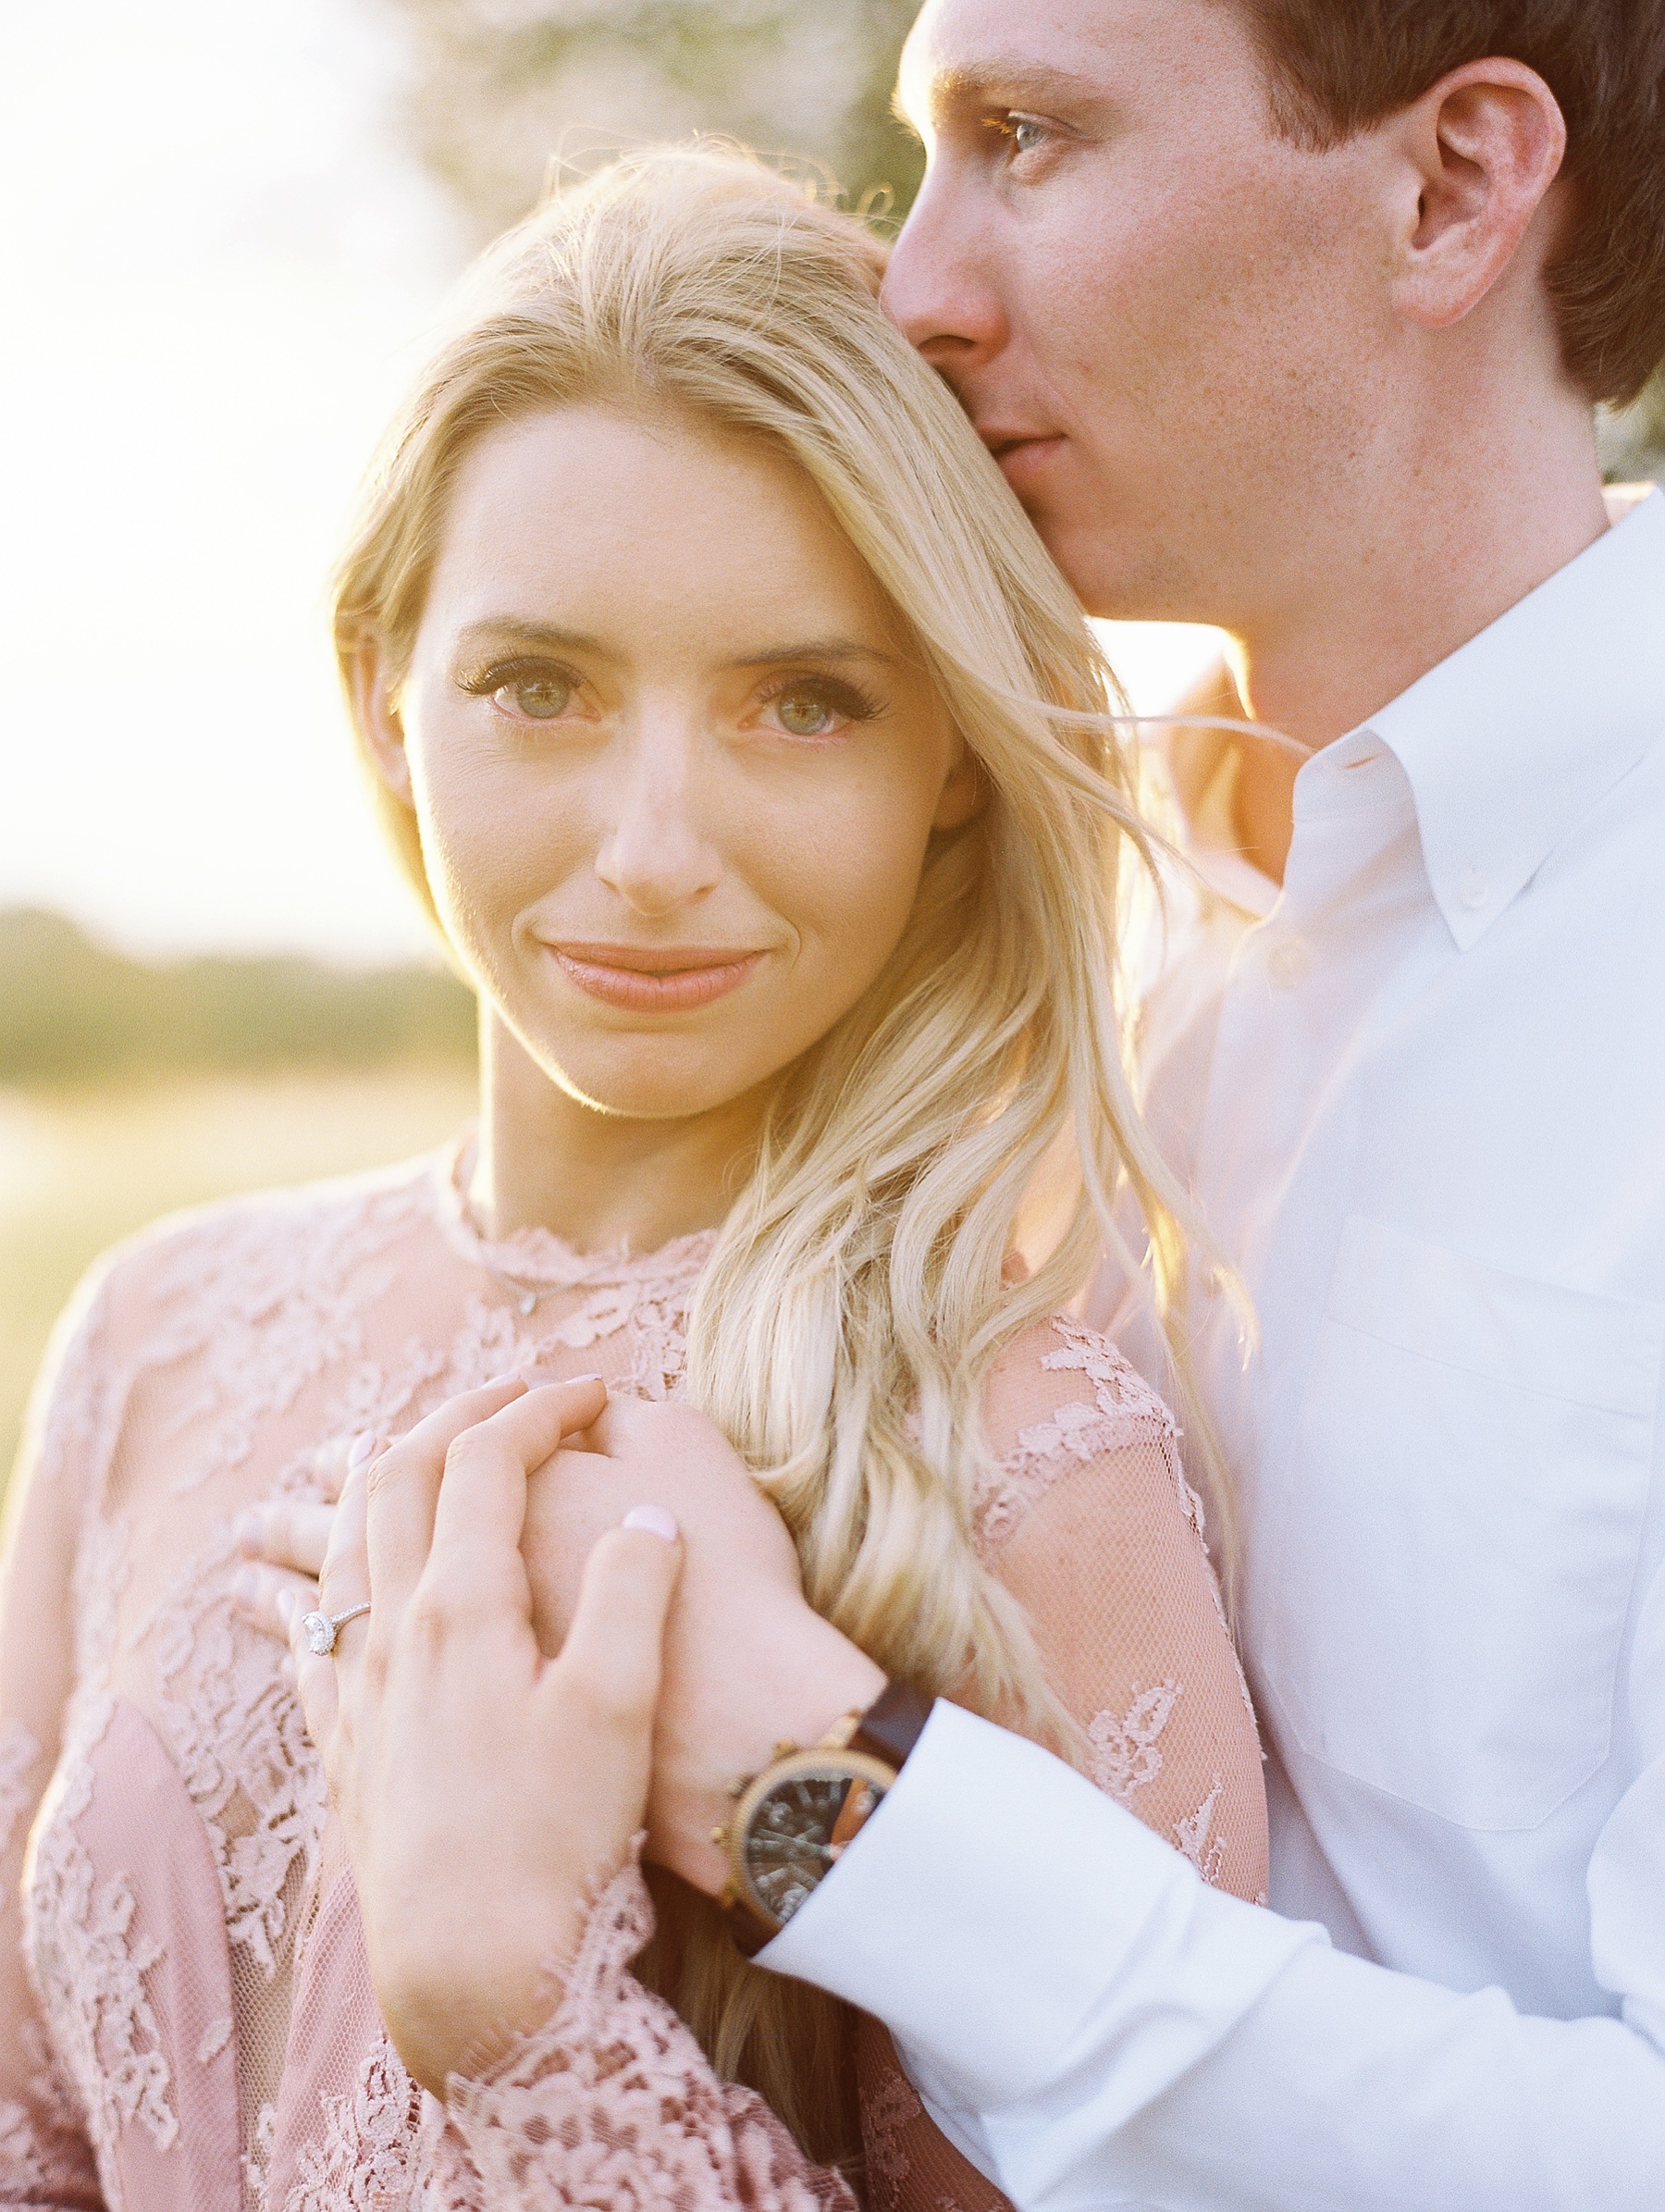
[906,57,1104,127]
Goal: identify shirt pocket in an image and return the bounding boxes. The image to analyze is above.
[1259,1215,1662,1831]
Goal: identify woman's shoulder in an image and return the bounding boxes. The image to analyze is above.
[86,1145,452,1333]
[27,1145,456,1450]
[16,1145,461,1527]
[975,1312,1201,1560]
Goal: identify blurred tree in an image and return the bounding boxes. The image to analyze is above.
[1599,369,1665,485]
[380,0,925,242]
[0,910,475,1083]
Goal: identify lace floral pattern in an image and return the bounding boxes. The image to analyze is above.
[285,2042,423,2211]
[428,1857,857,2211]
[973,1316,1188,1555]
[4,1140,1267,2211]
[1088,1681,1182,1805]
[25,1517,180,2184]
[148,1534,328,1981]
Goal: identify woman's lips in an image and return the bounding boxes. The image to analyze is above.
[549,944,766,1013]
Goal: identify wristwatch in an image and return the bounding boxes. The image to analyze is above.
[714,1678,934,1955]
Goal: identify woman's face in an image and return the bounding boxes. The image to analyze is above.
[370,406,978,1121]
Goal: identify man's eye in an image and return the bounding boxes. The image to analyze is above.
[491,673,573,720]
[1005,116,1050,155]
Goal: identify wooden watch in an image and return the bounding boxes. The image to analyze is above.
[714,1679,934,1955]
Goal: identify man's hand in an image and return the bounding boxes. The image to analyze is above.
[246,1381,887,1902]
[290,1374,682,2096]
[518,1395,886,1895]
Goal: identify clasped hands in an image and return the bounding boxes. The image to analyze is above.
[235,1377,883,2096]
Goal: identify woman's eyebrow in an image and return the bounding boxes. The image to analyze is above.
[727,637,901,670]
[454,618,610,656]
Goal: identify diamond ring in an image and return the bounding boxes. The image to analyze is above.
[301,1602,372,1657]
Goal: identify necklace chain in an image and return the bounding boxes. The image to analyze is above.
[457,1174,553,1317]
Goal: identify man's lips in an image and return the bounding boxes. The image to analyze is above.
[547,942,767,1013]
[981,428,1067,491]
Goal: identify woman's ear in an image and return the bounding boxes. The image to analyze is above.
[931,736,987,833]
[351,639,414,805]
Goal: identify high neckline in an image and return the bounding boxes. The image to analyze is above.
[427,1130,720,1289]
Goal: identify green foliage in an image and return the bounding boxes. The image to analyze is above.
[0,909,476,1084]
[1599,367,1665,484]
[382,0,924,241]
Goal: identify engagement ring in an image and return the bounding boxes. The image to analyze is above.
[302,1602,371,1656]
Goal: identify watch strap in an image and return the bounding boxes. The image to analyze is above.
[848,1676,934,1772]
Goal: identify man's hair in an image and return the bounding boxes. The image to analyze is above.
[1233,2,1665,403]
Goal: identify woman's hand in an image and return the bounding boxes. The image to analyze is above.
[290,1373,683,2098]
[233,1427,373,1637]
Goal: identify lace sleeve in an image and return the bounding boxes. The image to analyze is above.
[0,1276,115,2209]
[855,1316,1270,2212]
[417,1855,857,2211]
[978,1316,1267,1899]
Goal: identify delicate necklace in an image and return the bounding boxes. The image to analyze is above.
[457,1167,556,1317]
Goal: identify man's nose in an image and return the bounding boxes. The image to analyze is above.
[592,732,722,917]
[881,163,1009,385]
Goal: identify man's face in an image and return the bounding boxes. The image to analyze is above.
[886,0,1393,627]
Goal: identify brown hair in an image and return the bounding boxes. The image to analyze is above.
[1231,0,1665,403]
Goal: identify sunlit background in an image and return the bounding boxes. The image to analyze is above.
[5,0,1661,1482]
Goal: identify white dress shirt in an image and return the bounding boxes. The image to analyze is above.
[766,488,1665,2206]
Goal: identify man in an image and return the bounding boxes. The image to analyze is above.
[287,3,1665,2204]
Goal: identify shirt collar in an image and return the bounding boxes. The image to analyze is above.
[1361,488,1665,951]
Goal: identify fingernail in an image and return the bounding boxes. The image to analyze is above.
[232,1564,258,1605]
[622,1503,679,1543]
[571,1373,603,1386]
[348,1431,378,1471]
[484,1371,523,1388]
[234,1513,263,1555]
[275,1587,298,1624]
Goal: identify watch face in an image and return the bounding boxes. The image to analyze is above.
[742,1761,885,1926]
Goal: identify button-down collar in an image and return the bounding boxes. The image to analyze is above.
[1362,488,1665,952]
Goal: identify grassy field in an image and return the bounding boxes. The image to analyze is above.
[0,1068,478,1499]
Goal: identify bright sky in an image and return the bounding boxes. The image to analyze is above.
[0,1,1225,964]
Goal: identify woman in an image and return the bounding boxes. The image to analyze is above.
[0,149,1264,2208]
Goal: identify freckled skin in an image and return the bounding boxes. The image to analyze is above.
[886,0,1395,630]
[883,0,1608,756]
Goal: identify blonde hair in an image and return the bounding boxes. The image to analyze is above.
[334,145,1226,2174]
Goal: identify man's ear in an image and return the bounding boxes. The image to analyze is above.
[931,735,987,833]
[351,638,414,805]
[1386,58,1567,333]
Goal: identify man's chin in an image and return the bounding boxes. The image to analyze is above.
[1031,512,1209,627]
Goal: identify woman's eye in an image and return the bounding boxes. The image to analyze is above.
[491,672,573,721]
[771,687,844,738]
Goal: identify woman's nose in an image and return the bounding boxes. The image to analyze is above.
[592,738,722,916]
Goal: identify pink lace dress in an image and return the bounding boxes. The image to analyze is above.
[0,1137,1266,2210]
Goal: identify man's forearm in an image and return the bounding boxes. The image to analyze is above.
[764,1704,1665,2210]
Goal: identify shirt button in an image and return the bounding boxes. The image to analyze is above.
[1458,866,1488,911]
[1265,938,1313,989]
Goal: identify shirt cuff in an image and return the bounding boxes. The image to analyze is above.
[759,1699,1214,2107]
